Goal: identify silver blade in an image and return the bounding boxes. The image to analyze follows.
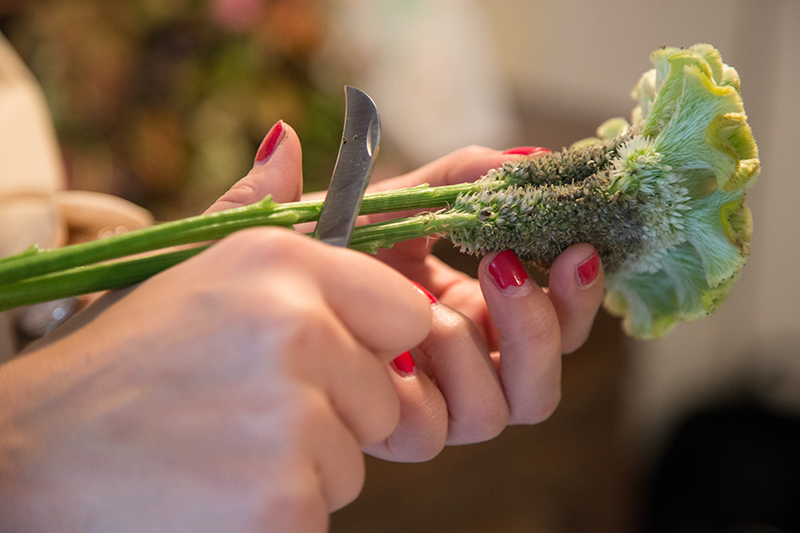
[313,86,380,247]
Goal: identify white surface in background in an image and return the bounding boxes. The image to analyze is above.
[323,0,521,165]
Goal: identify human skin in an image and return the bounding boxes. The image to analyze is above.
[0,123,604,531]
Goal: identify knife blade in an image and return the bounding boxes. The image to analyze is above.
[313,86,380,248]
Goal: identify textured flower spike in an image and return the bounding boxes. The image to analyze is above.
[443,44,759,338]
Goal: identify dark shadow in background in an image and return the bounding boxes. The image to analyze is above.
[643,397,800,533]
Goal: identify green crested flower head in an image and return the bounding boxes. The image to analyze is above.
[600,44,759,338]
[445,43,759,340]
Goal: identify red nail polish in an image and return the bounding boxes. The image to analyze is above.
[411,282,437,304]
[391,351,416,376]
[254,120,285,165]
[576,251,600,287]
[502,146,551,156]
[488,250,529,290]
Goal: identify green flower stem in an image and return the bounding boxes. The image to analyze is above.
[0,210,480,311]
[0,197,317,285]
[349,211,476,253]
[358,180,505,214]
[0,246,209,311]
[0,179,506,311]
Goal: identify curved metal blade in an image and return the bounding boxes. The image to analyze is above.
[313,86,381,247]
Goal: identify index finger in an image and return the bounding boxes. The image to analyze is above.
[369,146,513,193]
[363,147,550,228]
[222,228,433,360]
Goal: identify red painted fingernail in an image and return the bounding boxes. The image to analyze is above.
[488,250,529,290]
[254,120,285,165]
[391,351,416,376]
[576,250,600,287]
[411,282,437,304]
[502,146,551,156]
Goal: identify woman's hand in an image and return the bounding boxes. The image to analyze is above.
[0,123,430,532]
[212,131,606,462]
[202,127,606,462]
[358,146,606,461]
[0,121,606,531]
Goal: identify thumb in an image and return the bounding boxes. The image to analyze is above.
[205,120,303,214]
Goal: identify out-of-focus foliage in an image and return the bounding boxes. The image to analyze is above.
[0,0,345,219]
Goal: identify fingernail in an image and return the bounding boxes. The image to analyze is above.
[576,250,600,287]
[411,282,437,304]
[488,250,529,290]
[391,351,416,376]
[502,146,551,156]
[254,120,285,165]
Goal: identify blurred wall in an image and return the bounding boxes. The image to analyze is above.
[320,0,521,166]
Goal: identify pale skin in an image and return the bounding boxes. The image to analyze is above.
[0,122,605,531]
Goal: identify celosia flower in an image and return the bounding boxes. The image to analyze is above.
[445,44,759,338]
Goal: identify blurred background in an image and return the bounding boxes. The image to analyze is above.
[1,0,799,531]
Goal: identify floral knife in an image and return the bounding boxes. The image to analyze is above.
[312,86,381,248]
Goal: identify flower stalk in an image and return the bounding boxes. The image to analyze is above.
[0,180,503,310]
[0,44,759,339]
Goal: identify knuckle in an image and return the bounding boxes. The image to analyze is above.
[359,404,399,449]
[214,181,262,210]
[253,464,328,532]
[265,388,366,513]
[514,388,562,425]
[402,438,447,463]
[457,144,493,159]
[219,227,310,267]
[274,304,344,360]
[562,328,592,355]
[277,387,331,444]
[475,402,511,441]
[516,305,561,355]
[534,388,562,423]
[450,395,510,445]
[371,404,447,462]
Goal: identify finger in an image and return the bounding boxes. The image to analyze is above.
[478,250,562,425]
[266,294,403,448]
[188,228,431,444]
[212,228,432,360]
[372,250,502,351]
[277,385,367,512]
[546,244,605,354]
[370,146,550,193]
[415,302,509,445]
[362,352,449,463]
[361,147,550,225]
[366,281,510,459]
[205,120,303,213]
[416,263,499,349]
[312,245,433,361]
